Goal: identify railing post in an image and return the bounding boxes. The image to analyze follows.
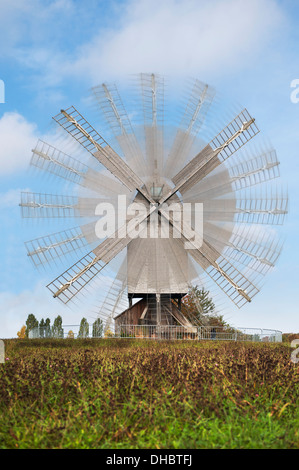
[0,340,4,364]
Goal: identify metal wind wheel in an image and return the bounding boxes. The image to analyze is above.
[21,73,287,328]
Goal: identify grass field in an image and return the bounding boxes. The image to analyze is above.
[0,338,298,449]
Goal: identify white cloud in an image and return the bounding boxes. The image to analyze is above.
[0,112,39,175]
[0,110,83,177]
[70,0,285,83]
[0,0,286,92]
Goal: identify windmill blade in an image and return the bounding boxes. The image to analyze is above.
[46,250,108,304]
[92,83,133,137]
[47,205,157,303]
[187,194,287,226]
[140,72,164,128]
[103,281,128,334]
[31,140,89,185]
[160,109,259,204]
[228,148,280,191]
[91,82,147,177]
[185,149,280,201]
[81,169,131,198]
[163,79,215,177]
[97,258,128,332]
[31,140,128,198]
[180,80,216,136]
[235,191,288,225]
[224,236,282,274]
[20,192,80,218]
[52,106,153,204]
[140,73,165,181]
[200,198,237,223]
[77,196,116,218]
[101,278,128,322]
[25,225,93,267]
[203,222,282,275]
[202,252,259,308]
[20,192,114,220]
[186,239,259,308]
[159,207,259,307]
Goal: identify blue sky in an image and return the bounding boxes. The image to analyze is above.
[0,0,299,337]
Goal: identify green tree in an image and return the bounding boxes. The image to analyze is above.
[92,318,103,338]
[182,286,215,313]
[181,286,216,325]
[44,318,51,338]
[52,315,64,338]
[25,314,39,338]
[39,318,45,338]
[78,318,89,338]
[181,285,237,331]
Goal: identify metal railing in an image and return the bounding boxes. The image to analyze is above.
[114,325,282,342]
[28,324,282,342]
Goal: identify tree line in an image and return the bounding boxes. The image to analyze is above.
[17,314,104,339]
[16,287,231,339]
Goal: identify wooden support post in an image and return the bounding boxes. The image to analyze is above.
[156,293,161,326]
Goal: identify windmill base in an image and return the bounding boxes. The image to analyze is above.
[114,293,198,330]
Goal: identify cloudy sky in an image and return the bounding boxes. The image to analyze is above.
[0,0,299,337]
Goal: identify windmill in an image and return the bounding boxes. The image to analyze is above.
[21,73,287,336]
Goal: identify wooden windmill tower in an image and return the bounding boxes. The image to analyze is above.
[21,74,287,335]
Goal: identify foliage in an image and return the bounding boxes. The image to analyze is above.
[0,339,298,449]
[205,313,236,330]
[39,319,46,338]
[92,318,103,338]
[67,331,74,339]
[180,286,238,331]
[25,314,38,338]
[17,326,26,339]
[282,333,299,343]
[104,327,114,338]
[181,286,216,324]
[78,318,89,338]
[51,315,63,338]
[44,318,51,338]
